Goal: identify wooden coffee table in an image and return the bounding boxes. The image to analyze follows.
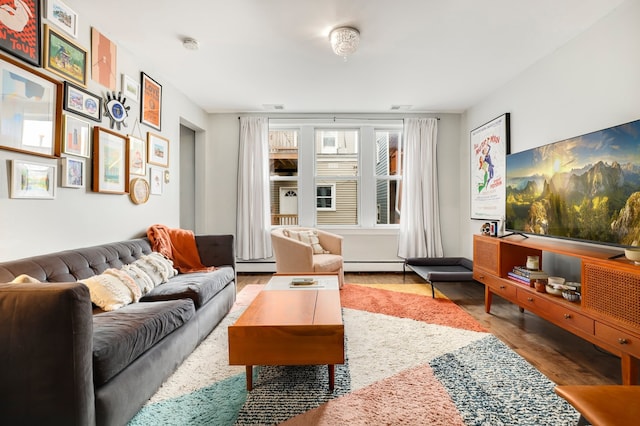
[228,274,344,391]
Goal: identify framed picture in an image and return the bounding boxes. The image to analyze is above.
[122,73,140,102]
[44,24,87,86]
[0,54,63,158]
[470,113,510,220]
[10,159,56,199]
[45,0,78,38]
[63,82,102,122]
[62,115,90,157]
[93,126,129,194]
[150,167,163,195]
[91,27,116,90]
[141,72,162,130]
[128,135,146,176]
[0,0,40,66]
[147,132,169,167]
[60,156,85,188]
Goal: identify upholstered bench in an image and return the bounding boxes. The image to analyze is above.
[554,385,640,426]
[403,257,474,298]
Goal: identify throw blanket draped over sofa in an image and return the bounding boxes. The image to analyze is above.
[0,234,236,426]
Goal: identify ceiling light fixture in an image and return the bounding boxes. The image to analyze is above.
[329,26,360,61]
[182,38,199,51]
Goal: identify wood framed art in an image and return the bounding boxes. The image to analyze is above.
[45,0,78,38]
[63,81,102,122]
[0,0,41,66]
[93,126,129,194]
[129,177,150,204]
[150,167,163,195]
[0,53,63,158]
[60,156,85,188]
[91,27,116,90]
[44,24,87,86]
[62,115,90,157]
[10,159,56,199]
[470,113,510,220]
[128,135,146,176]
[147,132,169,167]
[122,73,140,102]
[140,72,162,130]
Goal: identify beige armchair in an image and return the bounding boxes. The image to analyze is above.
[271,227,344,288]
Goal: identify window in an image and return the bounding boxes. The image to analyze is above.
[269,120,402,228]
[316,184,336,210]
[269,129,299,225]
[375,130,403,224]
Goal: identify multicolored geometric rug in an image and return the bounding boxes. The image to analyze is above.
[128,283,580,425]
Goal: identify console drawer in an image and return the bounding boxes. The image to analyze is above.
[595,322,640,359]
[487,278,517,300]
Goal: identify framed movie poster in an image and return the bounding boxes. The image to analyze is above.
[140,72,162,130]
[0,0,41,66]
[470,113,510,220]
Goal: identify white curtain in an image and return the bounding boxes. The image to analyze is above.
[237,117,272,260]
[397,118,444,258]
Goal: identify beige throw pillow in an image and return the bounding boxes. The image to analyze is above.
[287,229,330,254]
[80,268,141,311]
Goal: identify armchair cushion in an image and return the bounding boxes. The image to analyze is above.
[284,229,329,254]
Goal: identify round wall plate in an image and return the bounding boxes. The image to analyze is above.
[130,178,150,204]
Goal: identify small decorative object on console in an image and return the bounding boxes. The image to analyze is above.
[624,248,640,265]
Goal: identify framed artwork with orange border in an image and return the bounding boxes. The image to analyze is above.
[140,72,162,130]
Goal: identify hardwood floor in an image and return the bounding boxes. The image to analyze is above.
[237,272,627,386]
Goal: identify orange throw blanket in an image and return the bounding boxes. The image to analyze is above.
[147,224,216,273]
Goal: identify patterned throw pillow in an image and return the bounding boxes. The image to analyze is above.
[286,229,330,254]
[131,252,178,287]
[80,268,142,311]
[121,263,155,295]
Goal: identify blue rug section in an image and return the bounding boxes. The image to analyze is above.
[430,335,580,426]
[129,373,248,426]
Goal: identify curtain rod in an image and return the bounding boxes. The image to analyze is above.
[238,116,440,120]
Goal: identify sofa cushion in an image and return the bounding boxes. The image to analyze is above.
[92,299,195,386]
[139,266,234,309]
[313,254,343,272]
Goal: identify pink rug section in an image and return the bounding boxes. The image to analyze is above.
[231,284,264,312]
[341,284,486,332]
[282,363,465,426]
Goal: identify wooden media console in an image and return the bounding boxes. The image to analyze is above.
[473,234,640,385]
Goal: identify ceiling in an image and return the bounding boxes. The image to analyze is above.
[78,0,624,114]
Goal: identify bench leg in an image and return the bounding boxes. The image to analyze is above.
[428,281,435,298]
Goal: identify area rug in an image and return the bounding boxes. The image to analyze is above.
[128,283,579,425]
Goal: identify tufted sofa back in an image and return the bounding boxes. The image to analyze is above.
[0,239,152,283]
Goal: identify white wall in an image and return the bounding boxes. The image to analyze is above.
[0,1,207,261]
[203,113,462,271]
[460,0,640,259]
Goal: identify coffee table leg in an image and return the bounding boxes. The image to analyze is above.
[328,364,335,391]
[246,365,253,391]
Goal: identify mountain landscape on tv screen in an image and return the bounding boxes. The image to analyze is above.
[505,119,640,246]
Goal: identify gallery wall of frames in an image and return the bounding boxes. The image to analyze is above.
[0,0,169,205]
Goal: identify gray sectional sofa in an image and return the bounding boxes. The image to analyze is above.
[0,235,236,426]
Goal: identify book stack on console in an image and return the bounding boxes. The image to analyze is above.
[507,266,549,287]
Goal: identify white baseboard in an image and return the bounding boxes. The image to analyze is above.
[236,261,405,273]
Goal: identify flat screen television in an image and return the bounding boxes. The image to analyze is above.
[505,118,640,247]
